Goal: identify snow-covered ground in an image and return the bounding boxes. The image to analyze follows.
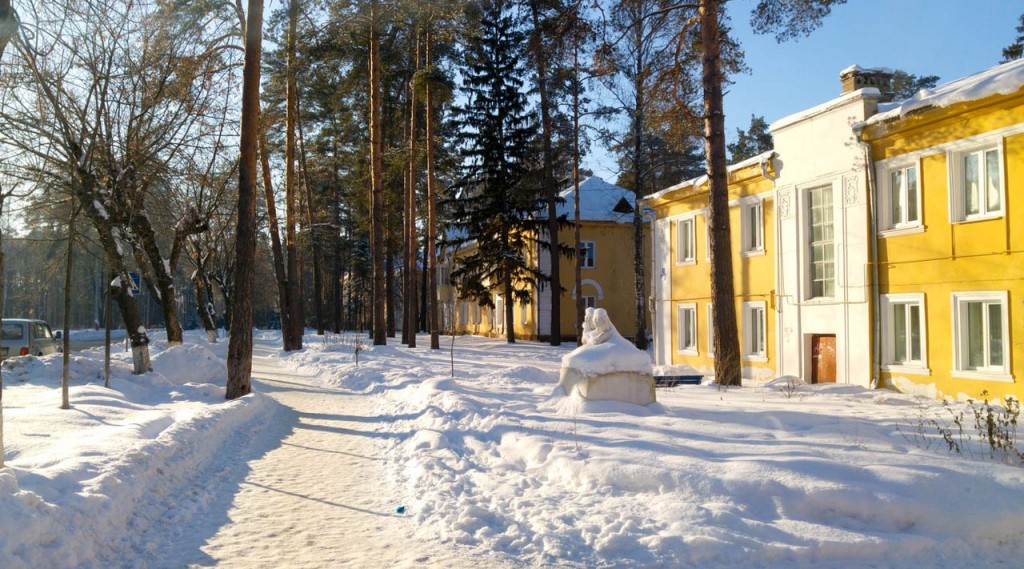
[2,330,1024,568]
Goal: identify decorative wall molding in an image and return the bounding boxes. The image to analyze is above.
[843,174,860,207]
[778,189,793,219]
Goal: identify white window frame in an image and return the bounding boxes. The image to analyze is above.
[676,303,697,355]
[742,301,767,361]
[580,240,596,269]
[951,291,1011,382]
[878,159,923,235]
[807,185,835,299]
[880,293,929,374]
[948,139,1005,223]
[675,217,696,265]
[705,216,711,262]
[582,295,597,309]
[706,303,714,357]
[741,200,765,256]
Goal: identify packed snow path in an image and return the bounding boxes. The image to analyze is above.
[180,338,515,568]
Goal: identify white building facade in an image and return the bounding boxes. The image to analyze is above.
[769,82,882,386]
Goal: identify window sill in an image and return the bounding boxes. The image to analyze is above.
[803,296,836,304]
[675,260,697,267]
[951,370,1014,383]
[740,249,766,258]
[955,213,1004,225]
[879,225,924,238]
[677,349,699,357]
[882,364,931,376]
[743,355,768,363]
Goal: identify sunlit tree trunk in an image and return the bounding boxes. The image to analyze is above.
[227,0,264,400]
[701,0,741,387]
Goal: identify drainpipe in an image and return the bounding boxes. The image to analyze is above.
[643,208,659,366]
[855,125,882,389]
[759,153,781,378]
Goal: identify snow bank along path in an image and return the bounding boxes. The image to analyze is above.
[186,336,516,568]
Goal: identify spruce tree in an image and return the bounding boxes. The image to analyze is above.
[448,0,543,344]
[1002,13,1024,63]
[728,115,773,162]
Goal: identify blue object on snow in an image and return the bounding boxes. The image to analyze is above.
[396,505,406,514]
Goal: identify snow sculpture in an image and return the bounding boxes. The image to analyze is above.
[555,308,656,405]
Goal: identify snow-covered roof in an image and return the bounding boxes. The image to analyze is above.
[865,57,1024,126]
[556,177,637,223]
[646,151,775,202]
[770,88,882,133]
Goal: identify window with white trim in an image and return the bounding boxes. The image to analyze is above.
[705,217,711,261]
[706,303,714,357]
[952,291,1009,377]
[881,294,927,370]
[583,295,597,309]
[676,303,697,354]
[882,162,921,230]
[741,201,764,254]
[676,218,695,265]
[808,186,834,298]
[579,241,596,269]
[950,142,1004,221]
[743,301,767,359]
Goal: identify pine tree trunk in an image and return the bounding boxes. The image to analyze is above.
[404,33,419,347]
[426,31,440,350]
[259,121,291,347]
[632,21,649,351]
[226,0,263,400]
[528,2,561,346]
[386,237,396,337]
[285,0,304,350]
[419,235,428,332]
[296,94,325,336]
[369,1,387,346]
[331,142,344,334]
[701,0,741,387]
[572,43,584,346]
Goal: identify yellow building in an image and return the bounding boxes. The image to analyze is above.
[646,152,777,380]
[859,58,1024,401]
[440,177,650,342]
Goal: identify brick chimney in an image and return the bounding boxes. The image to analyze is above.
[840,65,894,102]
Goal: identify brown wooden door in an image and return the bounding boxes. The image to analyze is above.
[811,334,837,384]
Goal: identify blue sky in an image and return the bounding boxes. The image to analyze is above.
[584,0,1023,182]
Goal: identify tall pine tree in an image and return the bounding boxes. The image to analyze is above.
[448,0,543,344]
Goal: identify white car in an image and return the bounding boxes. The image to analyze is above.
[1,319,62,359]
